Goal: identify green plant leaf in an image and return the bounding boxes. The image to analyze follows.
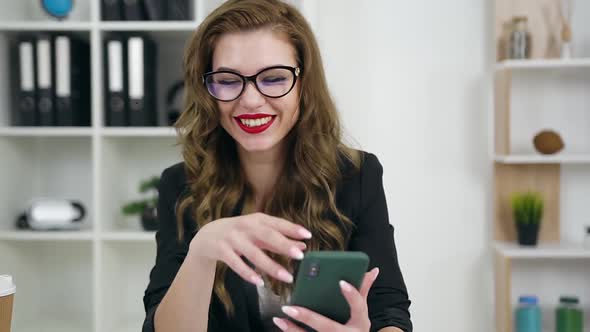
[511,191,544,225]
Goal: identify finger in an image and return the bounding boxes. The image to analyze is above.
[257,213,312,240]
[251,226,305,260]
[359,267,380,300]
[238,241,294,283]
[272,317,306,332]
[281,306,342,331]
[340,280,370,326]
[220,245,264,286]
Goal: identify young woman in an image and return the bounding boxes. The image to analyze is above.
[142,1,412,331]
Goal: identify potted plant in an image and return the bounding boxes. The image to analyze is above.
[121,176,160,231]
[511,191,544,246]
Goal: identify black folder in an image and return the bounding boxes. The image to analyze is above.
[143,0,165,21]
[101,0,123,21]
[11,36,38,126]
[104,35,128,126]
[36,34,55,126]
[122,0,146,20]
[54,35,91,126]
[166,0,191,20]
[127,35,157,126]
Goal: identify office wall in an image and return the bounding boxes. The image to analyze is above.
[316,1,494,330]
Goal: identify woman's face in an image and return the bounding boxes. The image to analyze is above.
[211,29,300,154]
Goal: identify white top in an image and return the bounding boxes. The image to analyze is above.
[0,275,16,297]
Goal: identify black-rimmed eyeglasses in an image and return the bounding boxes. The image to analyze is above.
[202,65,300,102]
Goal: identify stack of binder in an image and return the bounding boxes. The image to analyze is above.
[104,34,158,127]
[10,34,91,127]
[102,0,191,21]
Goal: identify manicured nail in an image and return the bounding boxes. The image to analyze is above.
[299,228,312,239]
[290,246,304,260]
[374,267,380,279]
[339,280,352,292]
[282,306,299,317]
[251,275,264,287]
[273,317,288,331]
[278,269,294,283]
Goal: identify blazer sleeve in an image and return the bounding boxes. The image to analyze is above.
[142,165,191,332]
[347,153,413,332]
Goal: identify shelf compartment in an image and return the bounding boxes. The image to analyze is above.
[495,241,590,259]
[0,241,93,331]
[100,241,156,331]
[100,136,181,232]
[99,21,197,31]
[0,0,91,22]
[100,127,177,137]
[100,231,156,242]
[496,58,590,70]
[0,136,94,231]
[494,154,590,164]
[0,127,94,137]
[0,231,93,241]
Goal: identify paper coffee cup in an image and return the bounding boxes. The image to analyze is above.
[0,275,16,332]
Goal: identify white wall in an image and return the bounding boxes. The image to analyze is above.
[316,1,494,331]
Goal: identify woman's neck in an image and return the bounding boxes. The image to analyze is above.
[237,143,285,212]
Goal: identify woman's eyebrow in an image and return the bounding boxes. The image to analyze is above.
[215,64,288,73]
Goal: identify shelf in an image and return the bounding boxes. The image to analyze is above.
[0,21,92,31]
[14,318,91,332]
[495,241,590,259]
[100,231,156,242]
[99,21,197,31]
[496,58,590,70]
[101,127,177,137]
[0,231,94,241]
[0,127,93,137]
[494,154,590,164]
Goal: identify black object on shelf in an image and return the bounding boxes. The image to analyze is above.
[104,34,129,126]
[141,206,158,231]
[166,0,191,20]
[127,34,157,126]
[36,34,56,126]
[122,0,146,21]
[166,79,184,126]
[54,34,91,126]
[10,35,38,126]
[101,0,123,21]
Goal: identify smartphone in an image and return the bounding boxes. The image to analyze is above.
[290,251,369,326]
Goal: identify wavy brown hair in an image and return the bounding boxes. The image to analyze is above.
[174,0,361,315]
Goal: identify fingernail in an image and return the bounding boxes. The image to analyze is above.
[374,267,380,278]
[278,269,294,283]
[339,280,352,292]
[272,317,288,331]
[290,246,304,260]
[299,228,312,239]
[251,275,264,287]
[282,306,299,317]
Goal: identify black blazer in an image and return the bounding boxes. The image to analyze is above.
[142,151,412,332]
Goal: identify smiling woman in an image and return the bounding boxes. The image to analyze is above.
[142,1,412,332]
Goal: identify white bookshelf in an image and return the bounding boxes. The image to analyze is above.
[492,0,590,330]
[0,1,319,332]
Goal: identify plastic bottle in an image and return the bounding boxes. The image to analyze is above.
[556,296,583,332]
[515,295,542,332]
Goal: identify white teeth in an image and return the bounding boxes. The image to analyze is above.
[239,116,272,127]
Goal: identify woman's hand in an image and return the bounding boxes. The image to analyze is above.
[272,268,380,332]
[188,212,312,285]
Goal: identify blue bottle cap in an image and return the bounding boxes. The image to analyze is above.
[519,295,538,305]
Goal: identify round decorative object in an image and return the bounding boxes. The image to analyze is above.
[40,0,73,20]
[533,130,564,155]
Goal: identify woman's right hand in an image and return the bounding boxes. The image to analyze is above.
[188,213,312,286]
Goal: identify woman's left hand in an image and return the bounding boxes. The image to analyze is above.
[273,267,380,332]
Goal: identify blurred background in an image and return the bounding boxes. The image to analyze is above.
[0,0,589,331]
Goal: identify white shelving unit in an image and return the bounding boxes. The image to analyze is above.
[0,1,318,331]
[492,0,590,331]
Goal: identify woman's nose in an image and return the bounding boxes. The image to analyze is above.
[238,81,265,108]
